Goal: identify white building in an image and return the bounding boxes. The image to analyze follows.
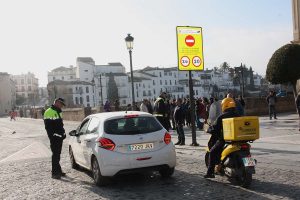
[0,72,16,115]
[48,57,263,107]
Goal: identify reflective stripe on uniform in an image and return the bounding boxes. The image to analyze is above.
[53,133,62,137]
[153,114,164,117]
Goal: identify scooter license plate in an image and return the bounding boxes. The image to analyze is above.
[242,157,256,167]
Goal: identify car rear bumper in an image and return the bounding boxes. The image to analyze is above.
[96,144,176,176]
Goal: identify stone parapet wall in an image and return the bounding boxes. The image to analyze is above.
[245,97,296,116]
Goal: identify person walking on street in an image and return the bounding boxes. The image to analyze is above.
[153,92,169,130]
[44,98,66,179]
[140,99,149,113]
[266,91,277,120]
[173,98,185,145]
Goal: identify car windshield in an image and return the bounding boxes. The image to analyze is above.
[104,116,163,135]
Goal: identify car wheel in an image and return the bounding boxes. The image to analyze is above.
[69,146,79,170]
[91,157,109,186]
[159,167,175,178]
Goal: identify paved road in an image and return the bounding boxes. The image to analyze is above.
[0,113,299,200]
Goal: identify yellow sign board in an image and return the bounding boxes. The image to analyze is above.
[176,26,204,71]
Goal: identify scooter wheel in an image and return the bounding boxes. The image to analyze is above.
[239,168,252,188]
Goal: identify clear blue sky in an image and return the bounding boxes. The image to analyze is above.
[0,0,293,86]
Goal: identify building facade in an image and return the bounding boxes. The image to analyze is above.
[11,72,39,106]
[292,0,300,44]
[0,72,16,115]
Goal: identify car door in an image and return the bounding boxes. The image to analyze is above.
[81,117,101,168]
[74,118,91,166]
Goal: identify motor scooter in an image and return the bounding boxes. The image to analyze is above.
[204,124,257,188]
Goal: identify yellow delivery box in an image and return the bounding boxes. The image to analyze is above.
[222,116,259,141]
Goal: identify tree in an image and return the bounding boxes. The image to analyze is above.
[107,73,119,104]
[266,43,300,97]
[219,62,230,73]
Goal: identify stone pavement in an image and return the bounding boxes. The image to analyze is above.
[0,113,299,199]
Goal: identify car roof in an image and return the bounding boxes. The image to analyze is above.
[87,111,153,121]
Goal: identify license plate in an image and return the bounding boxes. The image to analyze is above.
[129,143,154,151]
[242,157,256,167]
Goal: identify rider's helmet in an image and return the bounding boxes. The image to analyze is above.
[221,97,236,112]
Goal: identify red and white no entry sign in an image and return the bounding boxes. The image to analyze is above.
[185,35,195,47]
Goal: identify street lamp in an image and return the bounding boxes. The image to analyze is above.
[125,33,135,110]
[91,78,95,107]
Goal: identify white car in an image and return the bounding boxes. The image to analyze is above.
[68,111,176,186]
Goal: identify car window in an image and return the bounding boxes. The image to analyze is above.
[104,116,163,135]
[86,117,100,134]
[79,119,90,134]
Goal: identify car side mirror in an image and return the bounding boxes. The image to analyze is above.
[69,130,77,136]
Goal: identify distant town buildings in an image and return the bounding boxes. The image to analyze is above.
[0,72,16,115]
[11,72,39,106]
[47,57,263,107]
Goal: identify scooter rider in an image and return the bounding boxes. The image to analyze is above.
[204,97,240,178]
[44,98,66,179]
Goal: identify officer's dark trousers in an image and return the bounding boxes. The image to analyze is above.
[207,140,225,174]
[49,136,63,175]
[176,124,185,144]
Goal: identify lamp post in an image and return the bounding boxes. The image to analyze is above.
[125,33,135,110]
[91,78,95,107]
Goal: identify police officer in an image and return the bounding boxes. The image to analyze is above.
[204,97,240,178]
[44,98,66,179]
[153,92,169,130]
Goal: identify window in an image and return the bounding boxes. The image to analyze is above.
[84,70,88,72]
[143,91,146,96]
[86,118,100,134]
[153,80,155,85]
[160,80,162,85]
[165,80,167,85]
[175,80,177,85]
[28,86,31,91]
[78,119,90,134]
[170,80,172,85]
[86,86,89,93]
[148,90,151,96]
[70,76,73,79]
[27,79,31,84]
[80,97,83,104]
[53,77,55,80]
[69,88,72,93]
[21,79,24,84]
[104,116,163,135]
[153,89,156,95]
[75,97,78,104]
[86,95,90,102]
[62,76,64,80]
[159,72,162,77]
[164,72,167,76]
[169,72,172,76]
[22,86,25,92]
[143,84,145,88]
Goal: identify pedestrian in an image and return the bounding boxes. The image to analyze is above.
[140,99,149,113]
[266,91,277,120]
[173,98,185,145]
[170,99,177,130]
[146,99,153,114]
[196,98,205,130]
[208,97,222,125]
[104,101,111,112]
[296,92,300,131]
[153,92,169,130]
[114,100,120,111]
[43,98,66,179]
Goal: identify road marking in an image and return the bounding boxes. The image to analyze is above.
[0,142,51,163]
